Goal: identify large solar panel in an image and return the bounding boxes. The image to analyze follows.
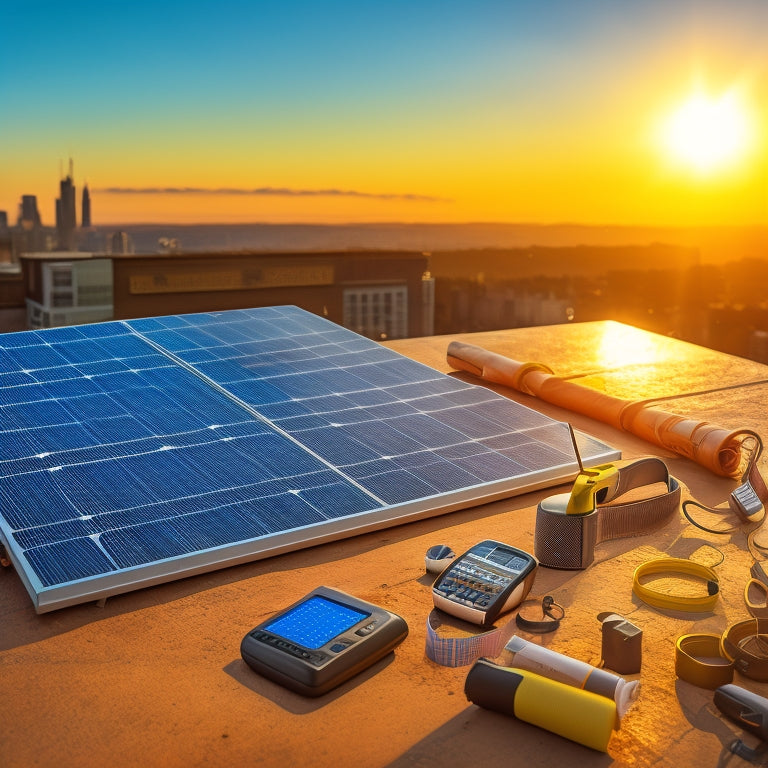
[0,305,619,612]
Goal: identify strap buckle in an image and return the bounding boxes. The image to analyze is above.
[515,595,565,634]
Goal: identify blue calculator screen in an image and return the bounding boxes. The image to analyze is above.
[265,596,371,649]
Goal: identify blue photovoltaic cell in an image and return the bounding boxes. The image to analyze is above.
[0,305,619,612]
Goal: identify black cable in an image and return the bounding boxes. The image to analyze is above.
[682,499,740,535]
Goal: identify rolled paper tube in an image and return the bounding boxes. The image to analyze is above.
[447,340,756,478]
[504,635,639,717]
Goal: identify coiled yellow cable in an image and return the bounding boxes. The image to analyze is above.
[632,557,719,612]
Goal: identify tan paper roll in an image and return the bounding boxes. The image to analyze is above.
[447,340,757,478]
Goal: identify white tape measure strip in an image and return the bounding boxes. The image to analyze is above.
[425,610,515,667]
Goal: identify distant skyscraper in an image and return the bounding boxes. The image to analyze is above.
[110,231,134,255]
[15,195,46,253]
[82,184,91,228]
[18,195,42,228]
[56,158,77,250]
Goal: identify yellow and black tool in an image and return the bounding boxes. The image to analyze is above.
[533,427,618,569]
[534,427,680,569]
[564,461,619,516]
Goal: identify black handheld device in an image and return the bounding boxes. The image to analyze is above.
[715,683,768,742]
[432,540,538,626]
[240,586,408,697]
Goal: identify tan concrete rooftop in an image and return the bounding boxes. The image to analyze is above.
[3,320,768,767]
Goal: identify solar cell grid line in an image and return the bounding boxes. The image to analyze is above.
[0,305,620,613]
[124,313,394,521]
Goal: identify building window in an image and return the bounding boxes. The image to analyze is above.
[343,286,408,340]
[51,269,73,288]
[52,293,74,307]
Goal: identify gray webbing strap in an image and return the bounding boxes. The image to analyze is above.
[595,458,680,543]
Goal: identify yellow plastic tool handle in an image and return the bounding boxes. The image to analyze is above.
[566,463,619,515]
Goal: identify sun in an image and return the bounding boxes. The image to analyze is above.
[661,88,752,175]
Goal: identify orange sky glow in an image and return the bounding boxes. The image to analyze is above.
[2,2,767,228]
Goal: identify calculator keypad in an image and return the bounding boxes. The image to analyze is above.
[434,555,514,611]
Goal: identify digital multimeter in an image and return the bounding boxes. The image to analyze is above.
[240,586,408,697]
[432,540,538,626]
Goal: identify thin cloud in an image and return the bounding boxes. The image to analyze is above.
[95,186,449,202]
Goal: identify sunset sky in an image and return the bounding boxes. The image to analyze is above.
[2,0,768,227]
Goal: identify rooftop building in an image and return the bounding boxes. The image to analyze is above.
[18,249,434,340]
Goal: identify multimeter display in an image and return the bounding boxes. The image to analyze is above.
[485,547,530,570]
[241,586,408,697]
[264,596,370,650]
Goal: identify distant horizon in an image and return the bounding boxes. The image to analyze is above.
[60,218,768,266]
[12,216,768,236]
[61,219,768,231]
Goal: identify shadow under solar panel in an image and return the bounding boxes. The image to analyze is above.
[0,305,620,612]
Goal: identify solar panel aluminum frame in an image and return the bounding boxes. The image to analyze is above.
[0,305,620,613]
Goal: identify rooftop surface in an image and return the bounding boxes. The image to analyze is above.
[3,319,768,767]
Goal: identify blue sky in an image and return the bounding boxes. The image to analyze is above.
[2,1,767,225]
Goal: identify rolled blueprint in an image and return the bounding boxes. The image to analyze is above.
[447,340,758,478]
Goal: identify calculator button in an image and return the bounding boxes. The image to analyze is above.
[355,622,376,636]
